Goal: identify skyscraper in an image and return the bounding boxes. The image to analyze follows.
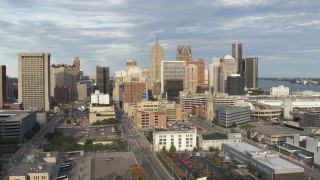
[161,61,186,101]
[96,66,110,94]
[243,57,258,89]
[176,45,192,61]
[0,65,6,108]
[73,57,81,81]
[232,43,243,75]
[50,63,77,102]
[18,53,51,111]
[149,40,165,82]
[185,64,198,93]
[209,55,237,93]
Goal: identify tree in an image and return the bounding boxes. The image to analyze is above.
[84,139,93,148]
[221,163,228,171]
[162,146,167,157]
[114,175,124,180]
[247,162,254,173]
[128,167,149,180]
[63,108,70,115]
[193,147,198,152]
[184,149,189,158]
[66,119,71,124]
[169,144,176,154]
[187,173,195,180]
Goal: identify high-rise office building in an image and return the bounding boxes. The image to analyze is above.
[50,64,77,102]
[227,74,245,95]
[177,45,192,61]
[186,58,205,86]
[232,43,243,75]
[96,66,110,94]
[243,57,258,89]
[18,53,51,111]
[0,65,6,108]
[6,77,18,101]
[149,40,165,82]
[209,55,237,93]
[161,61,186,101]
[149,40,165,97]
[185,64,198,93]
[73,57,81,81]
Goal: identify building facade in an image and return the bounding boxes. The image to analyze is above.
[232,43,243,75]
[223,142,304,180]
[176,45,192,61]
[149,40,165,96]
[0,110,37,142]
[226,74,245,95]
[0,65,6,108]
[73,57,81,81]
[270,85,289,96]
[134,110,166,129]
[198,133,242,150]
[185,64,198,93]
[18,53,51,111]
[218,106,251,128]
[243,57,258,89]
[161,61,186,101]
[153,128,197,152]
[50,64,77,102]
[96,66,110,94]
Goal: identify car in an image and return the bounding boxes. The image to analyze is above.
[106,158,113,161]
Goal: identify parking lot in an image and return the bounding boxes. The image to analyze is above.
[91,155,136,179]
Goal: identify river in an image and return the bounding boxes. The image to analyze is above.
[258,79,320,92]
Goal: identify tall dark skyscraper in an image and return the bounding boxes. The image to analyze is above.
[227,74,245,95]
[0,65,6,108]
[96,66,110,94]
[243,57,258,89]
[232,43,243,75]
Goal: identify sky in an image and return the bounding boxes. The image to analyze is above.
[1,0,320,78]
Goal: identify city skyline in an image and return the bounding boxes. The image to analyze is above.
[1,0,320,78]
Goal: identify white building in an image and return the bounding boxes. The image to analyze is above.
[90,90,110,105]
[281,134,320,165]
[153,128,197,152]
[198,133,242,150]
[270,85,289,96]
[223,142,304,180]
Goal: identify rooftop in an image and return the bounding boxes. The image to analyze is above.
[251,125,306,135]
[225,142,304,173]
[201,133,228,140]
[154,128,196,135]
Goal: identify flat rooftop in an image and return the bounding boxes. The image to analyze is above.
[154,128,196,135]
[225,142,304,173]
[251,125,306,135]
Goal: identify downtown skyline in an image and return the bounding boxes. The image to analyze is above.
[1,0,320,78]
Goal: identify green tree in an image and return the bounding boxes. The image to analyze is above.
[162,146,167,157]
[63,108,70,115]
[187,173,195,180]
[193,147,198,152]
[114,175,124,180]
[169,144,176,154]
[66,119,71,124]
[247,162,254,173]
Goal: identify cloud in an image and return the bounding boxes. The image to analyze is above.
[0,0,320,78]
